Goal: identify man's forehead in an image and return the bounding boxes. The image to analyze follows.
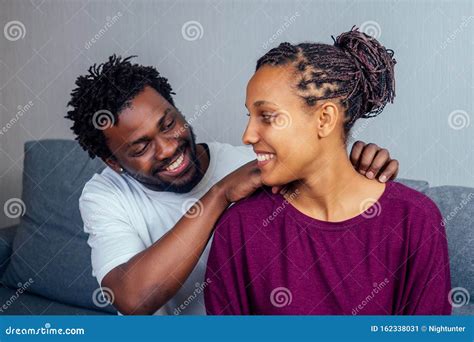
[103,87,174,144]
[114,104,160,131]
[103,106,170,147]
[127,87,170,113]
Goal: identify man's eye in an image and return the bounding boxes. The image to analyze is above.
[133,143,148,157]
[163,119,176,131]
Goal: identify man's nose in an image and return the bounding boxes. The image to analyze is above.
[154,136,178,161]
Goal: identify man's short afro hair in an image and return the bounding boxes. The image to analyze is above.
[65,54,175,159]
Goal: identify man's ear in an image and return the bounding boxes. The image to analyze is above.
[103,156,123,174]
[316,101,340,138]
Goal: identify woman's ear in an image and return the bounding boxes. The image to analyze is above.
[316,101,341,138]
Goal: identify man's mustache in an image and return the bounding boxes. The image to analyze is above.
[152,140,189,175]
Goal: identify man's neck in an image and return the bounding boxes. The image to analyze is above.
[196,143,210,178]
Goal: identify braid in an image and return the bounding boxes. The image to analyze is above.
[256,27,396,134]
[256,42,299,69]
[333,26,396,121]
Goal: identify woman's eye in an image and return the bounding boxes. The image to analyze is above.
[261,112,276,122]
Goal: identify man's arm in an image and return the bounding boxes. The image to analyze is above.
[101,141,399,314]
[102,160,262,315]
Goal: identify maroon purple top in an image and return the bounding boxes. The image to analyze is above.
[205,181,451,315]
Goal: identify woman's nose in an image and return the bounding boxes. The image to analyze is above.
[242,120,259,145]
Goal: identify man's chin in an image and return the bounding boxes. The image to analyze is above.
[165,182,198,194]
[131,143,203,193]
[141,167,203,193]
[136,178,194,193]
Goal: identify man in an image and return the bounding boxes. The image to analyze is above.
[66,55,399,315]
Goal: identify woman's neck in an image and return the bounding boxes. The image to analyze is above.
[284,145,386,222]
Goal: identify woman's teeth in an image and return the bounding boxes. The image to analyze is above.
[256,153,275,162]
[166,153,184,171]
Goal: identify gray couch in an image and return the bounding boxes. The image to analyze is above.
[0,140,472,315]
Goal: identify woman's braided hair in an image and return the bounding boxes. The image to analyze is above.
[256,26,396,134]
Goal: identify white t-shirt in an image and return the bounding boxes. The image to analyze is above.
[79,142,254,315]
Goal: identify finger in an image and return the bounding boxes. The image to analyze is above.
[349,140,365,167]
[365,149,390,180]
[272,186,281,194]
[378,160,399,182]
[357,143,380,174]
[250,168,262,187]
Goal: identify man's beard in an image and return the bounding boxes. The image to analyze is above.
[126,126,205,193]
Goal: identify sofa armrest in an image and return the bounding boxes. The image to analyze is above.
[0,225,18,277]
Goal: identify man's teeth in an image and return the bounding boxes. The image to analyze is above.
[166,153,184,171]
[256,153,275,162]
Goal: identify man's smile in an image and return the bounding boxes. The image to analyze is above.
[158,146,192,177]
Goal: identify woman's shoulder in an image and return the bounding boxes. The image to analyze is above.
[385,181,442,221]
[385,182,448,254]
[229,187,281,215]
[216,187,282,228]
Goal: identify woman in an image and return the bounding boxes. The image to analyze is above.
[204,27,451,315]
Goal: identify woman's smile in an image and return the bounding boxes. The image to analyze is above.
[254,150,276,168]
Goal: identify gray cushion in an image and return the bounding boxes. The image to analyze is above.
[452,304,474,316]
[0,285,109,315]
[424,186,474,305]
[1,140,115,313]
[0,225,17,277]
[395,178,430,193]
